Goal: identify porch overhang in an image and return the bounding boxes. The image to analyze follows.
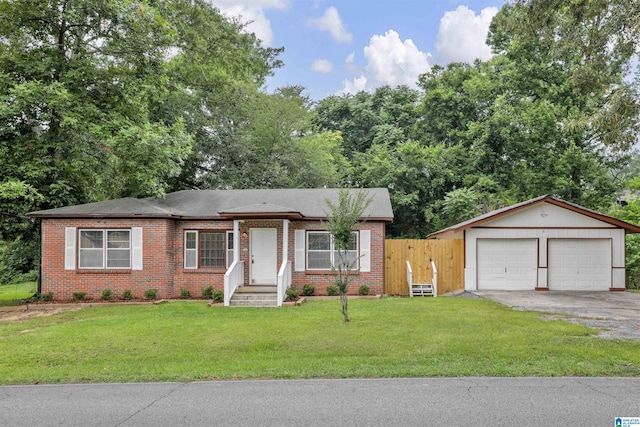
[218,203,303,220]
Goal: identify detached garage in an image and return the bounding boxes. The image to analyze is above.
[428,195,640,291]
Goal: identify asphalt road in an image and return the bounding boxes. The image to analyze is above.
[0,378,638,426]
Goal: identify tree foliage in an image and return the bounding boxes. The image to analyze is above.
[0,0,282,280]
[2,0,639,284]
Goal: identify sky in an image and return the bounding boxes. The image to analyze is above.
[210,0,508,100]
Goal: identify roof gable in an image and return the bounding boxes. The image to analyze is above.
[428,195,640,238]
[483,202,616,228]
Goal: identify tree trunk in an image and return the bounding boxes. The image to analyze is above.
[340,291,349,323]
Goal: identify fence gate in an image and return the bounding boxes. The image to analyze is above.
[385,239,464,296]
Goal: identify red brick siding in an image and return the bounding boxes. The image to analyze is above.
[40,218,387,299]
[41,218,174,300]
[173,220,234,297]
[289,221,385,295]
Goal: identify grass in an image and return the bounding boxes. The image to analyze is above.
[0,281,36,305]
[0,298,639,384]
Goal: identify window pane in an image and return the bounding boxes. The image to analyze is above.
[349,233,358,251]
[334,250,358,268]
[308,252,331,269]
[185,250,197,269]
[107,249,130,268]
[185,231,197,250]
[107,230,130,248]
[80,231,103,249]
[200,233,224,267]
[79,249,103,268]
[308,233,330,250]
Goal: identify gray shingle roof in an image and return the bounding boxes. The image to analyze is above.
[28,188,394,220]
[427,195,640,238]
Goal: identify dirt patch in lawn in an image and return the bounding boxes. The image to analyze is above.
[0,305,84,322]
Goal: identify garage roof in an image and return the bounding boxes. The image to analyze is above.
[427,195,640,239]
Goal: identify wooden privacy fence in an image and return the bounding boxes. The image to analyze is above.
[385,239,464,296]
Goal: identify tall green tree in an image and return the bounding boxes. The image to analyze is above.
[313,85,420,158]
[185,85,349,190]
[0,0,281,279]
[490,0,640,150]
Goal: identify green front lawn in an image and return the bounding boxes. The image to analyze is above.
[0,298,638,384]
[0,282,36,305]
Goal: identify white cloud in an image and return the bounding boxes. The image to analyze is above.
[345,52,360,74]
[340,75,368,95]
[209,0,288,46]
[311,59,333,74]
[307,6,353,43]
[435,6,498,64]
[338,30,431,95]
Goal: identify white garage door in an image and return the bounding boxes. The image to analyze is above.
[548,239,611,290]
[477,239,538,290]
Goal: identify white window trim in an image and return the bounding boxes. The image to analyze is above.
[78,229,131,270]
[184,230,232,269]
[306,231,359,270]
[184,230,198,269]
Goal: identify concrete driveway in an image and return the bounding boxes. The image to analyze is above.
[472,291,640,341]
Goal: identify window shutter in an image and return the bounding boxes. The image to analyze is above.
[65,227,76,270]
[131,227,143,270]
[294,230,305,272]
[360,230,371,272]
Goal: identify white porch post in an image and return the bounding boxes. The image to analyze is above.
[233,220,240,263]
[282,220,289,262]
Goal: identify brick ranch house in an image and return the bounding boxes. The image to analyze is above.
[29,188,394,306]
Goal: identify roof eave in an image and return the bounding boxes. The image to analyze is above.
[218,212,304,220]
[27,213,178,219]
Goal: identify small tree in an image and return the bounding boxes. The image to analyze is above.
[324,189,372,322]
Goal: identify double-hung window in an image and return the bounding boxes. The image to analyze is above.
[307,231,358,270]
[79,229,131,269]
[185,231,231,269]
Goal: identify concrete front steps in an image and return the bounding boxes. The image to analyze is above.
[229,285,278,307]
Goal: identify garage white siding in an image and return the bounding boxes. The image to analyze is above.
[548,239,611,290]
[477,239,538,290]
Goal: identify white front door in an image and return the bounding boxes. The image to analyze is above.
[250,228,278,285]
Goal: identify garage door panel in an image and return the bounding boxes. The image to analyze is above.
[477,239,537,290]
[548,239,611,291]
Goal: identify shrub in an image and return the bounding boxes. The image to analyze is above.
[121,289,133,300]
[326,285,339,296]
[72,291,87,301]
[285,287,300,301]
[212,289,224,303]
[180,288,192,299]
[100,289,112,301]
[40,292,54,302]
[302,284,315,296]
[201,286,214,299]
[358,285,370,296]
[143,288,158,300]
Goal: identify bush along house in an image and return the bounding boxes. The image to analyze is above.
[29,188,394,306]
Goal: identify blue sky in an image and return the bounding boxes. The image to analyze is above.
[211,0,508,100]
